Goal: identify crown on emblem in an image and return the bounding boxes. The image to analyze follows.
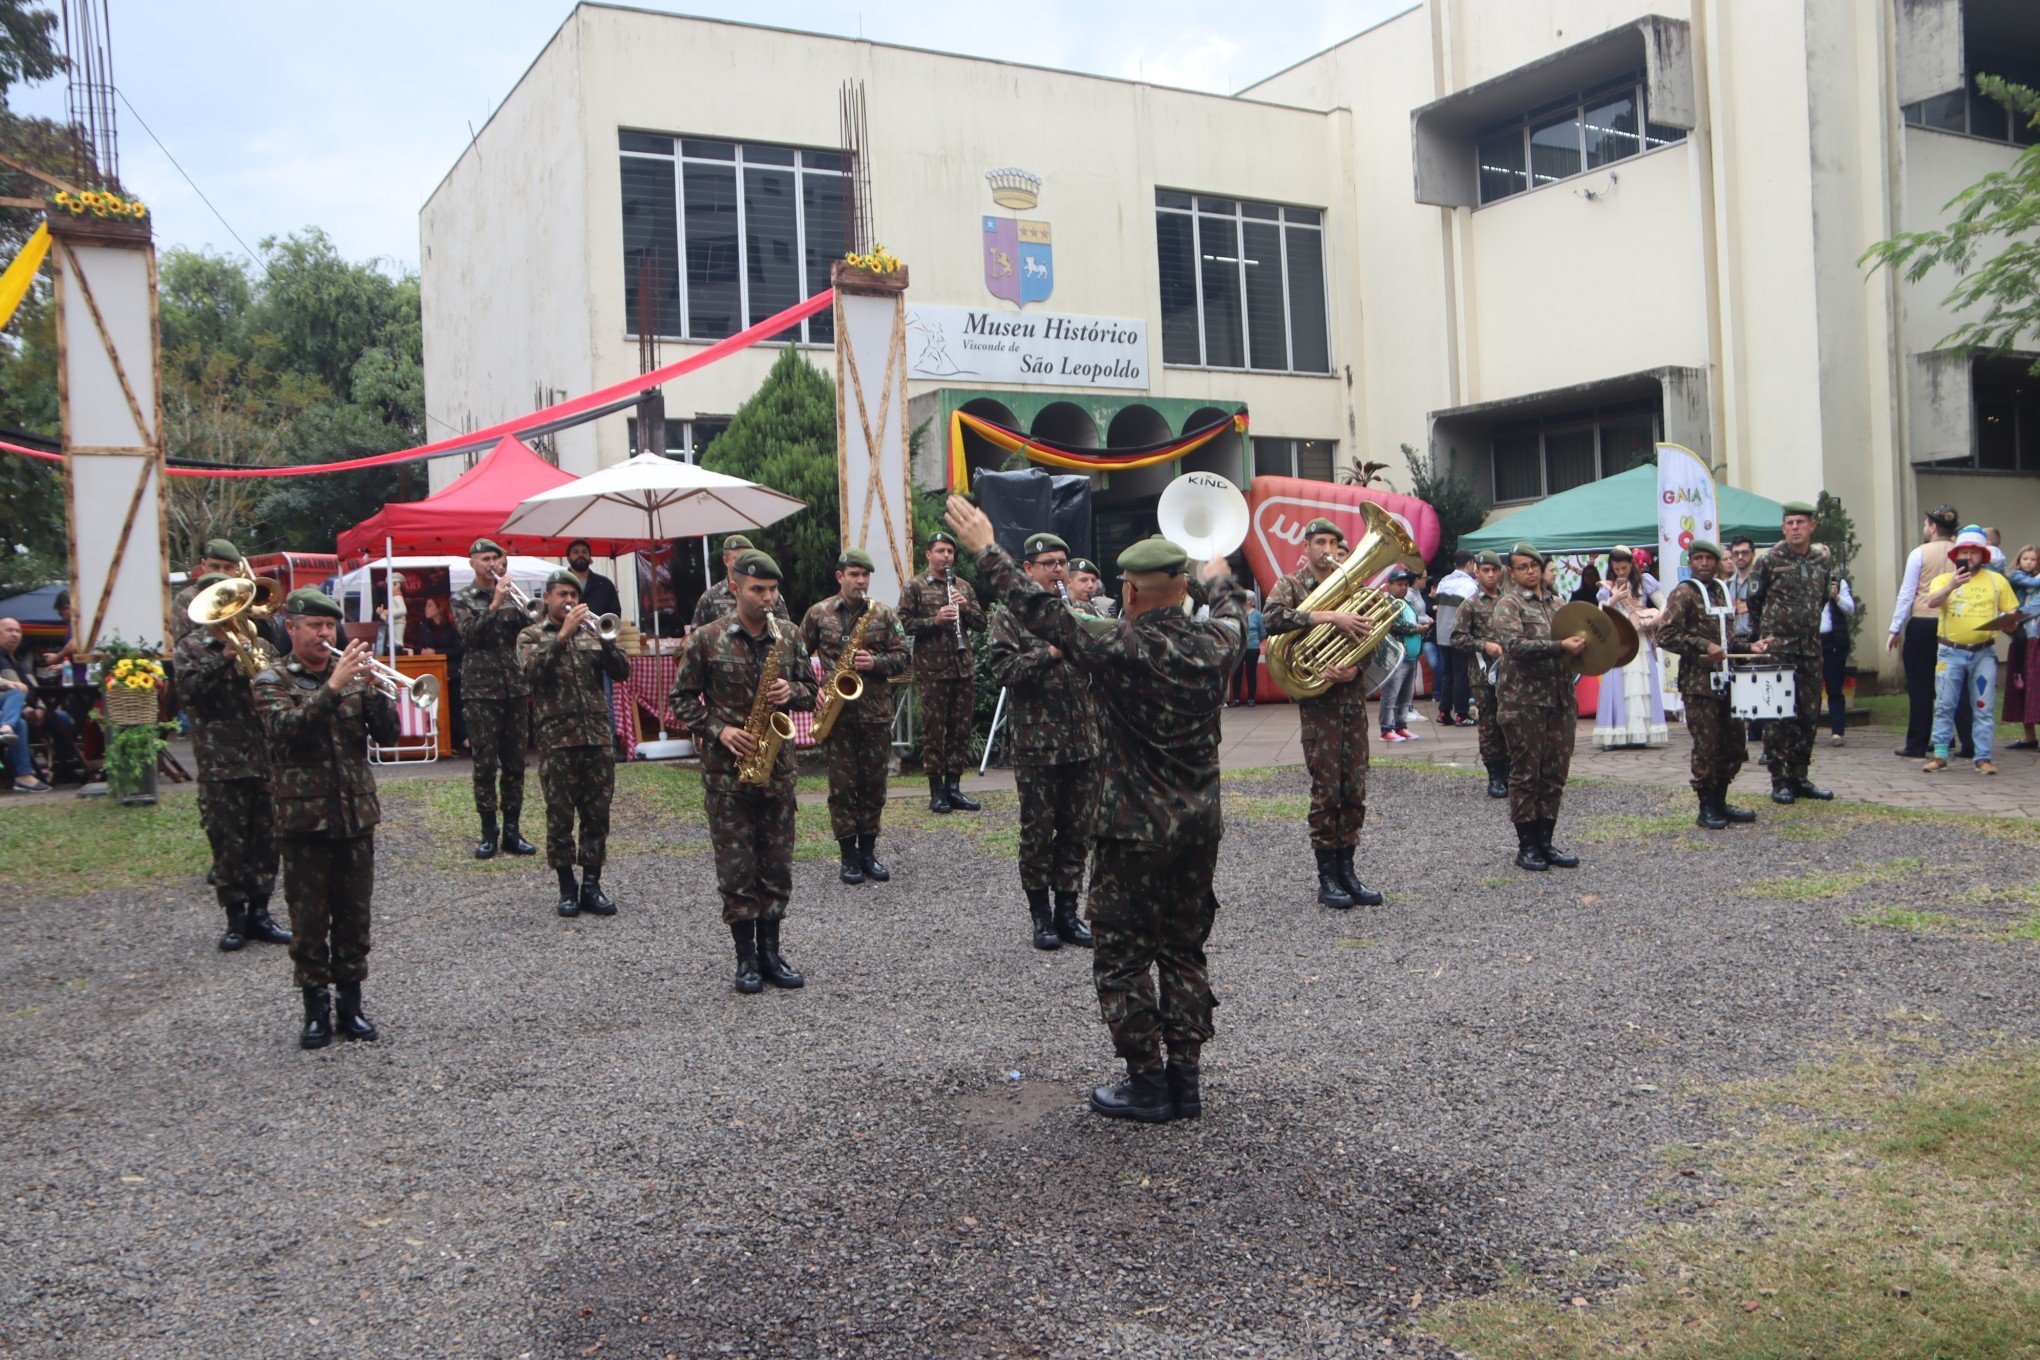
[985,167,1042,210]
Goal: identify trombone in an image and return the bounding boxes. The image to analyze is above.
[322,643,442,709]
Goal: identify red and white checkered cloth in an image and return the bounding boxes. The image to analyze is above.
[611,654,817,760]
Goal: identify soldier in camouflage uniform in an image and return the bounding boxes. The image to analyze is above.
[174,573,289,953]
[692,533,792,629]
[252,590,400,1050]
[1263,517,1389,910]
[1655,539,1760,829]
[1493,543,1590,871]
[452,538,536,859]
[170,539,247,647]
[673,550,817,995]
[800,548,910,887]
[986,531,1100,951]
[519,570,633,918]
[951,498,1244,1126]
[1746,503,1837,804]
[1067,558,1116,618]
[1456,551,1511,798]
[898,530,986,814]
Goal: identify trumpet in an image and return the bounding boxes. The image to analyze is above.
[323,643,441,709]
[485,572,546,621]
[560,604,623,642]
[188,575,283,678]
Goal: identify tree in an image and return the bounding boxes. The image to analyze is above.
[701,346,836,612]
[1862,76,2040,373]
[1402,441,1491,577]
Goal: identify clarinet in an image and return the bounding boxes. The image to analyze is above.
[942,570,966,651]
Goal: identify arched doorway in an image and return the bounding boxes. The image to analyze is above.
[1031,401,1099,450]
[1180,405,1246,486]
[958,398,1020,486]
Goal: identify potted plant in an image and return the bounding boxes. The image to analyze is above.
[93,638,173,806]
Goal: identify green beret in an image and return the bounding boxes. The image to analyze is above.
[1117,537,1188,576]
[544,569,581,591]
[1069,558,1099,576]
[283,588,343,619]
[193,573,229,589]
[1508,541,1544,565]
[1302,517,1344,541]
[927,530,957,548]
[1472,551,1503,568]
[722,534,754,553]
[837,548,875,570]
[733,549,781,581]
[1781,501,1816,517]
[1023,532,1069,560]
[201,538,241,562]
[469,537,503,556]
[1686,538,1723,559]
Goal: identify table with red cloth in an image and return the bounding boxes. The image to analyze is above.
[610,653,818,760]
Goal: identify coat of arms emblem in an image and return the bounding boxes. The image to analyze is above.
[982,168,1051,307]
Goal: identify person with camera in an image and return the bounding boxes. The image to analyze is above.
[1920,526,2022,776]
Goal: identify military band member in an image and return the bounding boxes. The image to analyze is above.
[898,530,986,814]
[986,532,1100,951]
[672,550,817,994]
[1458,551,1511,798]
[1493,543,1588,871]
[951,501,1244,1124]
[174,573,288,952]
[1745,502,1836,805]
[452,538,536,859]
[1655,540,1758,829]
[170,539,250,646]
[801,548,910,886]
[1067,558,1116,617]
[1262,517,1385,909]
[692,533,791,629]
[251,590,400,1049]
[519,570,633,917]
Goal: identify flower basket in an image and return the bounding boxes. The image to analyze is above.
[830,259,909,295]
[105,684,161,726]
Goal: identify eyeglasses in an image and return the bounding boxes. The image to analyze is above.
[1033,556,1068,569]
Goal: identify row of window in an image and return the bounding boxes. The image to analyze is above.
[1477,72,1686,205]
[1155,192,1332,375]
[1903,67,2040,146]
[1924,358,2040,473]
[1492,404,1659,504]
[626,415,729,461]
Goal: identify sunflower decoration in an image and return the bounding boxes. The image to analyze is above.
[52,188,149,221]
[107,656,166,691]
[841,246,904,275]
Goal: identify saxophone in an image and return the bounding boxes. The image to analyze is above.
[809,604,872,744]
[734,624,798,787]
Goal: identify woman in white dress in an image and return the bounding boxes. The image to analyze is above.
[1594,545,1669,748]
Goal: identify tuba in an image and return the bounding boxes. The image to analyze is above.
[188,575,283,678]
[809,605,872,744]
[1262,502,1422,700]
[734,625,797,786]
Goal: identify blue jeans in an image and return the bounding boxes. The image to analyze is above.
[1932,643,1998,763]
[0,688,31,778]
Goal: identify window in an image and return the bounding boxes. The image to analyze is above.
[1475,73,1687,205]
[1155,192,1331,373]
[627,416,731,461]
[1490,403,1661,502]
[1922,357,2040,471]
[619,133,846,344]
[1252,437,1338,482]
[1903,69,2040,146]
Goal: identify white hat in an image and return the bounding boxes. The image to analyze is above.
[1952,525,1990,562]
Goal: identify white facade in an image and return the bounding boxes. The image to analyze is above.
[420,0,2039,670]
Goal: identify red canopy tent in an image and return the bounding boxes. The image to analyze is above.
[335,435,652,558]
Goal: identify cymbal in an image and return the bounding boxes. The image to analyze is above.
[1551,601,1633,677]
[1610,608,1641,667]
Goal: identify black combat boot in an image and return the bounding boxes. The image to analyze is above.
[1538,817,1579,868]
[333,980,379,1042]
[928,774,952,814]
[1695,787,1729,830]
[1718,782,1757,823]
[474,814,499,859]
[1027,888,1062,951]
[1514,821,1549,872]
[1315,847,1357,909]
[299,985,332,1050]
[837,836,866,885]
[243,893,292,945]
[1486,760,1509,799]
[946,777,981,812]
[1770,771,1796,805]
[858,834,890,882]
[579,867,616,916]
[1790,768,1833,801]
[1165,1062,1202,1119]
[756,919,805,989]
[217,895,248,953]
[731,921,763,994]
[501,821,538,856]
[1053,890,1093,947]
[554,866,580,917]
[1089,1067,1175,1123]
[1336,848,1385,907]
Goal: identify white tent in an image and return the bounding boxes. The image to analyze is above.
[327,554,557,618]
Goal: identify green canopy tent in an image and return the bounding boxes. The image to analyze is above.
[1460,462,1789,556]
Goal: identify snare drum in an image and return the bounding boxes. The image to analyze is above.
[1728,660,1796,720]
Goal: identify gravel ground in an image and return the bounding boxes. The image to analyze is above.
[3,764,2036,1359]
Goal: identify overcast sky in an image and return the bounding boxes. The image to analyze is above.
[12,0,1412,274]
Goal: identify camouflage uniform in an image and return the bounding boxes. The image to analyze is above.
[252,655,400,987]
[1457,588,1509,769]
[1656,576,1746,792]
[897,571,984,779]
[1263,567,1371,851]
[987,603,1101,894]
[519,618,632,869]
[453,583,530,828]
[1492,583,1576,824]
[693,576,791,630]
[1745,542,1834,782]
[173,627,278,914]
[672,614,817,923]
[800,595,910,839]
[975,543,1245,1075]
